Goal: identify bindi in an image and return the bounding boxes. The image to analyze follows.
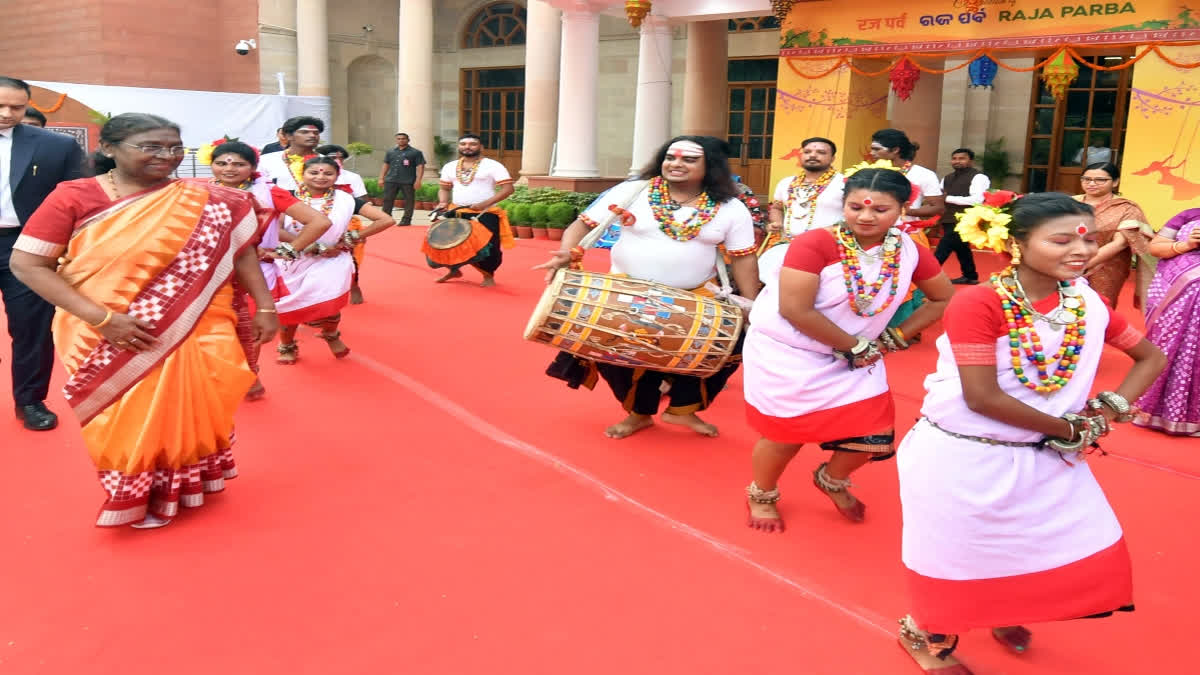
[1076,223,1089,235]
[862,198,873,205]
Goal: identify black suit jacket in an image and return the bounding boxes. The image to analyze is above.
[8,124,87,226]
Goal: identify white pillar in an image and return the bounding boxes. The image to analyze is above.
[520,0,562,179]
[552,6,599,177]
[627,14,673,177]
[398,0,435,170]
[295,0,330,96]
[682,21,728,138]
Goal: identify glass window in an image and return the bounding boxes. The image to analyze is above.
[728,112,745,136]
[729,88,746,111]
[1027,168,1048,192]
[728,59,779,83]
[1034,108,1055,135]
[462,2,527,48]
[1060,130,1086,166]
[1064,91,1090,127]
[728,16,781,32]
[1030,138,1051,165]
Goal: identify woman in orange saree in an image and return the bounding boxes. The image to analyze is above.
[10,114,278,529]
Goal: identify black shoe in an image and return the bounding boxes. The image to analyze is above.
[15,402,58,431]
[397,221,412,226]
[950,277,979,285]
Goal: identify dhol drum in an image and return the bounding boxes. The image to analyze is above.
[421,216,493,268]
[524,269,744,376]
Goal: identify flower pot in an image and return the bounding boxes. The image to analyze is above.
[531,226,549,240]
[547,228,564,241]
[515,225,534,239]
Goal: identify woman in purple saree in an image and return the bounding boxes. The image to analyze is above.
[1135,208,1200,436]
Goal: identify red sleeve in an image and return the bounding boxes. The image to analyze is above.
[911,241,941,281]
[18,179,108,251]
[269,185,299,212]
[782,228,840,273]
[1103,305,1143,351]
[943,284,1004,365]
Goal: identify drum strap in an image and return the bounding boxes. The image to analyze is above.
[578,180,650,250]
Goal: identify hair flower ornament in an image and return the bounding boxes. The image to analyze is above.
[842,159,904,178]
[196,135,241,165]
[955,190,1022,252]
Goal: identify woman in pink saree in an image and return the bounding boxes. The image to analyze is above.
[1135,208,1200,436]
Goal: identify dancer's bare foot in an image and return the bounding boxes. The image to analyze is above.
[662,411,719,437]
[992,626,1032,654]
[276,342,299,365]
[321,332,350,359]
[604,413,654,439]
[897,638,974,674]
[813,463,866,522]
[480,274,495,288]
[436,269,463,283]
[746,499,784,533]
[245,379,266,401]
[350,284,364,304]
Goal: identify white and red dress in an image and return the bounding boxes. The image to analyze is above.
[273,190,362,325]
[899,282,1143,633]
[247,179,299,292]
[744,227,939,442]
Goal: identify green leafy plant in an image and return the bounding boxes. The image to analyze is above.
[362,177,383,198]
[546,202,576,228]
[508,203,531,224]
[415,183,440,202]
[981,138,1013,185]
[528,203,550,227]
[432,135,455,165]
[87,110,112,126]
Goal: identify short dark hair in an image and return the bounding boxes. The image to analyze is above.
[458,133,482,143]
[92,113,182,174]
[395,132,409,137]
[637,135,740,204]
[801,137,837,156]
[302,155,341,175]
[871,128,916,161]
[1009,192,1094,241]
[0,76,31,97]
[842,168,913,205]
[22,107,47,126]
[282,116,325,135]
[211,141,259,168]
[952,148,975,159]
[316,144,349,159]
[1084,161,1120,181]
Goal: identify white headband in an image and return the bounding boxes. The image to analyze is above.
[667,140,704,158]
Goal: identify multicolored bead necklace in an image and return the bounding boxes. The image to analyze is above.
[297,184,335,217]
[834,224,901,316]
[785,168,837,233]
[990,266,1087,394]
[647,176,718,242]
[455,159,480,186]
[211,177,253,191]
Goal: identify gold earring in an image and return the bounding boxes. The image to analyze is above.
[1010,242,1022,266]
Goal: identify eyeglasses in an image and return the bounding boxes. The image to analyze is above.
[1080,177,1113,184]
[121,143,187,157]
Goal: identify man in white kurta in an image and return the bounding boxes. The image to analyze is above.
[763,137,846,286]
[433,134,515,286]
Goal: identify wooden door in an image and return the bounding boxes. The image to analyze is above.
[727,83,776,196]
[461,68,525,179]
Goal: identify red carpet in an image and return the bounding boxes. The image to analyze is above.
[1,229,1195,674]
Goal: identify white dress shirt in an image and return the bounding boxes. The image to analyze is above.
[0,127,19,227]
[944,173,991,207]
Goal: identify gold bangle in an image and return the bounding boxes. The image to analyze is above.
[256,308,278,314]
[90,309,113,329]
[1173,241,1187,255]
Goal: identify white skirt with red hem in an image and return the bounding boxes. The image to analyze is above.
[898,418,1133,633]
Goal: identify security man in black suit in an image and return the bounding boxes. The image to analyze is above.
[0,76,86,430]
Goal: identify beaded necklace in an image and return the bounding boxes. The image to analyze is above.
[210,177,253,191]
[647,176,718,242]
[456,159,480,186]
[834,224,902,316]
[297,184,335,217]
[990,266,1087,394]
[785,168,837,234]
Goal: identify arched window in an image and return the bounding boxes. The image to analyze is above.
[462,2,527,48]
[727,16,781,32]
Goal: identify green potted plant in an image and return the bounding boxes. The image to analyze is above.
[528,203,550,239]
[415,183,439,209]
[345,141,373,170]
[546,202,575,242]
[362,177,384,206]
[432,135,455,168]
[509,203,533,238]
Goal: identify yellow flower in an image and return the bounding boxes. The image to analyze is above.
[955,205,1011,252]
[842,159,903,178]
[196,143,215,166]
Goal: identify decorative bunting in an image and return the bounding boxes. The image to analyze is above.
[968,55,998,88]
[889,57,921,101]
[1041,50,1079,101]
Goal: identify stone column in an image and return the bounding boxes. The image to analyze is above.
[681,20,728,138]
[627,14,673,177]
[552,5,599,177]
[519,0,562,180]
[398,0,435,169]
[295,0,330,96]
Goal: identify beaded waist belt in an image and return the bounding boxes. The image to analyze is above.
[921,418,1042,448]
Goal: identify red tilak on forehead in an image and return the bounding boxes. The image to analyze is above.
[1076,223,1089,235]
[863,198,873,205]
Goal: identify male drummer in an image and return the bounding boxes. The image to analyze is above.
[433,134,515,287]
[535,136,759,439]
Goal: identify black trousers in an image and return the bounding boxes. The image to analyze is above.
[433,212,502,274]
[381,182,415,224]
[934,224,978,280]
[0,231,55,406]
[595,332,745,416]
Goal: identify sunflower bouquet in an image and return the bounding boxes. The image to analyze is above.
[955,190,1022,252]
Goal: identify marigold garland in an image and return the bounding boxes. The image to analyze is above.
[29,93,67,114]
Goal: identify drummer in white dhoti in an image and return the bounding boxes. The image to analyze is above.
[761,137,845,286]
[535,136,760,439]
[742,165,953,532]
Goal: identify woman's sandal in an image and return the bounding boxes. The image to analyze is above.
[812,462,866,523]
[277,342,299,365]
[319,331,351,359]
[745,481,785,533]
[245,380,266,401]
[991,626,1032,654]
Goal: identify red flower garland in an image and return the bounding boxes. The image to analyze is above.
[889,57,921,101]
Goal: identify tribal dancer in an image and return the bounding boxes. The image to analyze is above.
[762,137,845,287]
[258,116,324,190]
[207,140,331,399]
[273,157,393,363]
[895,193,1165,674]
[743,165,952,531]
[537,136,760,439]
[316,143,371,304]
[432,134,515,287]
